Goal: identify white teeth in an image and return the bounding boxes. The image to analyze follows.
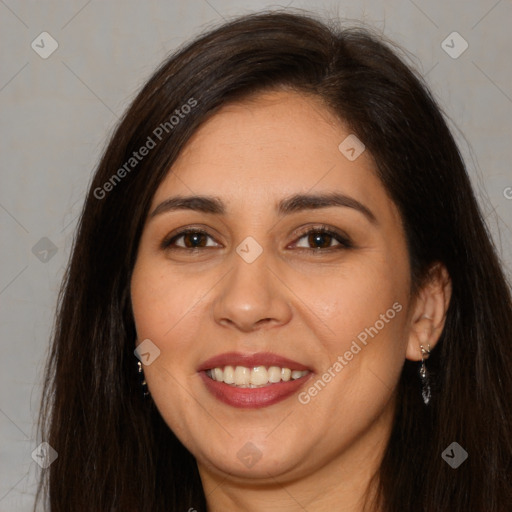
[268,366,282,383]
[250,366,268,386]
[234,366,251,387]
[223,365,235,384]
[206,365,309,387]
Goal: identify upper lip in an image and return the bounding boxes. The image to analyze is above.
[197,351,311,372]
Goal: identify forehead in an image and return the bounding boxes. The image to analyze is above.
[151,90,386,214]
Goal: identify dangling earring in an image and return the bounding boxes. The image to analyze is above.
[419,343,431,405]
[137,360,150,398]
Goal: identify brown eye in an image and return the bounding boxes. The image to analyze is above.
[306,231,337,249]
[294,226,353,250]
[161,229,219,250]
[161,225,353,252]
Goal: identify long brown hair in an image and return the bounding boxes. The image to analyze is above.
[36,10,512,511]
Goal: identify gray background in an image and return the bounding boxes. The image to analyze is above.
[1,0,511,510]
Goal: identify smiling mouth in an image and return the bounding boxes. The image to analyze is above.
[205,365,310,388]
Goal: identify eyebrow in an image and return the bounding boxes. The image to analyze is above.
[149,192,377,224]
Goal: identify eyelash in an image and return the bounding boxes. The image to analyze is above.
[160,224,353,252]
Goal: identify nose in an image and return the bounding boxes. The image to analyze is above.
[212,248,292,333]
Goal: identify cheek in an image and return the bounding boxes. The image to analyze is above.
[130,261,205,436]
[131,258,204,345]
[302,257,407,345]
[299,254,409,406]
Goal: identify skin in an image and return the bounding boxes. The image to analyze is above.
[130,89,452,512]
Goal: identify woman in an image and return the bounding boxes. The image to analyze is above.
[36,10,512,512]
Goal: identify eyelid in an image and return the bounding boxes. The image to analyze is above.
[160,225,219,250]
[160,223,353,251]
[289,224,353,249]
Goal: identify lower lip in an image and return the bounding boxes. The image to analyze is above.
[199,371,313,408]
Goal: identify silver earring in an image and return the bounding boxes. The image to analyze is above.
[419,344,431,405]
[137,360,150,398]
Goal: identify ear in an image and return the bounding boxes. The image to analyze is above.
[405,262,452,362]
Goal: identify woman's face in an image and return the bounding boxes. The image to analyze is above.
[130,90,415,485]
